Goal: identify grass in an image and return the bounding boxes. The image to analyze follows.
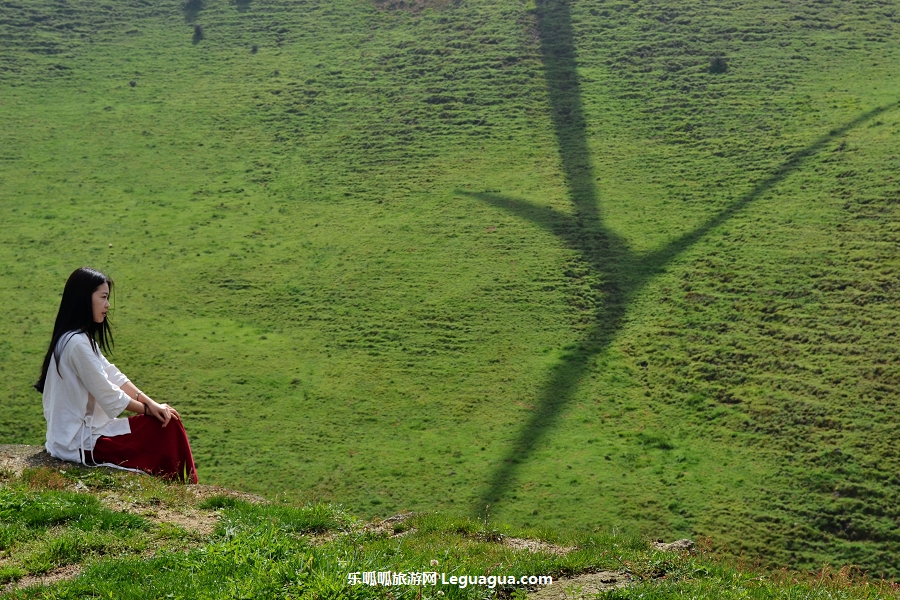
[0,0,899,576]
[3,468,900,599]
[1,478,144,584]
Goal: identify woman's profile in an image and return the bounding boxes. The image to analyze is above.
[35,267,198,483]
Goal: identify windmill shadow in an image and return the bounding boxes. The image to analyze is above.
[184,0,204,23]
[462,0,896,512]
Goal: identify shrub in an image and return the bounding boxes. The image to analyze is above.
[709,56,728,74]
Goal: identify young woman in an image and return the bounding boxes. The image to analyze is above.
[36,267,198,483]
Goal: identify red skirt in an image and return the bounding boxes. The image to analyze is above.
[91,415,198,484]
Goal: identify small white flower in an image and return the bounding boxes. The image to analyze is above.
[430,559,439,567]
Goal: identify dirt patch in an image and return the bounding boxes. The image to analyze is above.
[2,564,81,594]
[308,531,342,546]
[528,571,631,599]
[523,538,694,597]
[503,537,575,556]
[97,494,220,535]
[306,512,415,545]
[364,511,416,537]
[143,507,218,535]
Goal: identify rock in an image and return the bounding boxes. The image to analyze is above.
[528,571,631,599]
[503,537,575,556]
[653,539,696,553]
[0,444,74,477]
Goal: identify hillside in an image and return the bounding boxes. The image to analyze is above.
[3,456,899,599]
[1,0,899,576]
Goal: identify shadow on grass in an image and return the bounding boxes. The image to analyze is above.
[461,0,897,513]
[184,0,203,23]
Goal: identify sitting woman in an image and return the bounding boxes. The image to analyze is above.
[35,267,198,483]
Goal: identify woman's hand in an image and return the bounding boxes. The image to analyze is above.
[144,397,181,428]
[123,385,182,427]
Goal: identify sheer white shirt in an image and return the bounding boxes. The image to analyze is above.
[42,331,132,462]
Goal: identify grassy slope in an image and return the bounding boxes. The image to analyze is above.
[1,0,899,575]
[3,468,900,599]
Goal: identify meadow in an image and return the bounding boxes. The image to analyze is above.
[1,0,899,576]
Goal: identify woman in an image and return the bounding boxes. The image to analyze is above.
[36,267,198,483]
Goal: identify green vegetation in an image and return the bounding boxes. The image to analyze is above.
[0,468,200,590]
[3,468,900,599]
[1,0,898,576]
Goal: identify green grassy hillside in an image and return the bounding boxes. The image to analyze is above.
[1,0,899,575]
[3,466,900,599]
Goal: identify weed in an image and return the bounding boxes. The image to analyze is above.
[217,502,347,536]
[0,565,27,585]
[20,468,67,491]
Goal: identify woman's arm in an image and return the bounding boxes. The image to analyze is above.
[76,341,180,427]
[70,340,132,419]
[120,381,181,427]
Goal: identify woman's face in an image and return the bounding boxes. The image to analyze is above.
[92,282,110,323]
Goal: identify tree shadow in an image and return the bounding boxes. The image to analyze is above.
[235,0,253,12]
[184,0,203,23]
[460,0,896,513]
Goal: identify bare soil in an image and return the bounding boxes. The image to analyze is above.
[2,564,82,595]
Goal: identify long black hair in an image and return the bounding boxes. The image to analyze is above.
[35,267,114,393]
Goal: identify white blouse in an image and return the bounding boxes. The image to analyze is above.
[42,331,132,463]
